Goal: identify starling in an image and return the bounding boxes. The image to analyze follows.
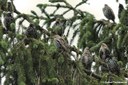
[107,58,120,75]
[53,34,74,59]
[118,3,124,19]
[103,4,115,23]
[7,2,14,13]
[118,5,128,26]
[52,16,66,36]
[81,47,93,70]
[25,24,38,39]
[53,35,69,52]
[24,24,39,45]
[3,12,15,33]
[99,43,111,62]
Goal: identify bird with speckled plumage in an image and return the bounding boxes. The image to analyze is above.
[81,47,93,70]
[99,43,110,62]
[103,4,115,23]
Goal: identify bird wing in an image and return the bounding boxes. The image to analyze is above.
[107,6,115,19]
[58,37,69,51]
[4,14,14,30]
[107,59,120,75]
[103,5,115,22]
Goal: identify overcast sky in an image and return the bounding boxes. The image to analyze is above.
[13,0,126,22]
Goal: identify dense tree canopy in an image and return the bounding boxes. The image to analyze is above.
[0,0,128,85]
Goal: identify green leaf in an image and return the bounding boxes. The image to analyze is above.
[48,78,59,84]
[10,23,15,31]
[0,40,8,50]
[58,56,64,64]
[34,19,39,25]
[0,57,4,65]
[19,81,26,85]
[36,4,43,9]
[31,10,38,17]
[37,4,47,9]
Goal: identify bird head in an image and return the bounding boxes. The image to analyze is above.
[119,3,124,10]
[101,43,108,47]
[101,43,110,50]
[83,47,90,54]
[84,47,89,51]
[104,4,108,7]
[29,23,35,27]
[54,34,60,38]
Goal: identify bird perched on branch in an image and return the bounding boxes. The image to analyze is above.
[118,3,124,19]
[99,43,120,76]
[102,4,115,23]
[99,43,111,62]
[118,4,128,26]
[25,24,38,39]
[107,58,120,75]
[53,35,76,60]
[24,24,39,45]
[2,12,15,34]
[52,16,66,36]
[81,47,93,70]
[53,35,69,52]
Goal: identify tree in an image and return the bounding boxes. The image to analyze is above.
[0,0,127,85]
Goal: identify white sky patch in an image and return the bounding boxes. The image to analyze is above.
[14,0,43,14]
[14,0,126,22]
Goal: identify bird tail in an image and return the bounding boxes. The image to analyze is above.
[113,20,116,24]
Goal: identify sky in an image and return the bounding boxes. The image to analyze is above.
[13,0,126,22]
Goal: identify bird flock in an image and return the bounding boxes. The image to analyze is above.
[53,3,124,75]
[1,1,125,79]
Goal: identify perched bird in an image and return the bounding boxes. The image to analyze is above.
[81,47,93,70]
[24,24,38,45]
[107,58,120,75]
[53,35,69,52]
[7,1,14,13]
[99,43,120,76]
[118,7,128,26]
[103,4,115,23]
[118,3,124,19]
[2,12,15,33]
[53,34,74,59]
[99,43,111,62]
[25,24,38,39]
[118,3,128,26]
[52,16,66,36]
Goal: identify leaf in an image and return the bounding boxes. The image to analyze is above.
[31,10,38,17]
[58,56,64,64]
[0,40,8,50]
[0,0,7,10]
[34,19,39,25]
[10,23,15,31]
[19,81,26,85]
[37,4,47,9]
[36,4,43,9]
[0,57,4,65]
[48,78,59,84]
